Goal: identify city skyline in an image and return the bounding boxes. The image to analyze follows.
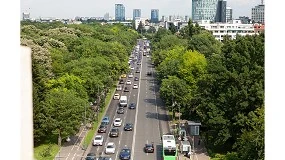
[21,0,261,19]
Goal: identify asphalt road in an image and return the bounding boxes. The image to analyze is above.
[87,39,170,160]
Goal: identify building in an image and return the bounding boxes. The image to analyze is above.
[192,0,219,22]
[198,20,256,41]
[226,7,233,22]
[215,0,227,23]
[115,4,125,21]
[133,9,141,20]
[239,16,251,24]
[251,3,265,24]
[161,16,166,22]
[185,16,189,22]
[254,23,265,34]
[151,9,159,23]
[22,12,30,21]
[134,17,149,30]
[104,13,109,21]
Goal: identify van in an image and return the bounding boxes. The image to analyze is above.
[119,96,127,107]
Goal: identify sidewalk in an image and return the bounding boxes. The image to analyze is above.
[55,126,89,160]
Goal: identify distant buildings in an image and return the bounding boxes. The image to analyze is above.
[215,0,227,23]
[251,3,265,24]
[104,13,109,21]
[151,9,159,23]
[22,12,30,21]
[239,16,251,24]
[185,16,189,22]
[115,4,125,21]
[254,23,265,34]
[226,7,233,22]
[192,0,219,22]
[133,9,141,20]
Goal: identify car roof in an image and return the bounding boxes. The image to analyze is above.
[95,135,102,138]
[115,118,121,120]
[107,142,115,145]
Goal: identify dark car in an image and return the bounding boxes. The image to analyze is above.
[117,107,124,114]
[134,77,139,81]
[124,123,133,131]
[119,79,124,84]
[136,70,140,73]
[124,87,129,92]
[129,103,136,109]
[98,124,107,133]
[119,148,131,160]
[109,127,119,137]
[102,116,110,125]
[147,71,152,76]
[86,153,96,160]
[144,143,154,153]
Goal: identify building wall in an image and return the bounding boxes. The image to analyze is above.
[115,4,125,21]
[226,7,233,22]
[192,0,219,22]
[198,20,256,41]
[151,9,159,23]
[215,0,227,23]
[251,4,265,24]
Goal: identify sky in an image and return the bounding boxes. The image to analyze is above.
[21,0,261,19]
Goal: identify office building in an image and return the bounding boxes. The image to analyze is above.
[22,12,30,21]
[133,9,141,20]
[192,0,219,22]
[226,7,233,22]
[115,4,125,21]
[251,2,265,24]
[104,13,109,21]
[151,9,159,23]
[215,0,227,23]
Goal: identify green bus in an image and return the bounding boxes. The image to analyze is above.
[162,134,178,160]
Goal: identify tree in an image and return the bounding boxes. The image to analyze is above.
[147,26,156,34]
[136,21,146,34]
[168,23,177,34]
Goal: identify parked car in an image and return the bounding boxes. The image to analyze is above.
[98,124,107,133]
[105,142,116,154]
[144,143,154,153]
[113,93,120,100]
[113,118,122,127]
[109,128,119,137]
[102,116,110,125]
[93,135,104,146]
[124,123,133,131]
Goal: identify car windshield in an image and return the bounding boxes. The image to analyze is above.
[100,125,105,128]
[146,144,153,147]
[107,145,114,148]
[111,129,117,132]
[95,137,101,140]
[115,119,120,122]
[126,123,132,126]
[122,149,130,153]
[103,117,108,121]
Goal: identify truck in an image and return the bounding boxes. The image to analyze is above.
[119,96,127,107]
[180,141,191,157]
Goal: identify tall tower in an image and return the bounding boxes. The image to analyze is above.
[115,4,125,21]
[133,9,141,20]
[251,2,265,24]
[215,0,227,23]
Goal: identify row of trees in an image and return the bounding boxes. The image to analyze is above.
[20,21,139,146]
[151,21,264,159]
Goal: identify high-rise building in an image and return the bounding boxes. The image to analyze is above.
[133,9,141,20]
[226,7,233,22]
[192,0,219,22]
[215,0,227,23]
[251,2,265,24]
[185,16,189,22]
[151,9,159,23]
[104,13,109,21]
[115,4,125,21]
[22,12,30,21]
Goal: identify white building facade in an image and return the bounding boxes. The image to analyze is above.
[198,20,256,41]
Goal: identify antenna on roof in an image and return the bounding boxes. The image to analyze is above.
[261,0,264,5]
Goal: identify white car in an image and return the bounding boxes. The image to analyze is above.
[130,66,134,70]
[146,55,150,58]
[128,74,134,78]
[93,135,104,146]
[126,80,132,85]
[113,93,120,100]
[113,118,122,127]
[105,142,116,154]
[133,84,138,89]
[116,85,122,91]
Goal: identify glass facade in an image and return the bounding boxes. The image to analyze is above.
[115,4,125,21]
[133,9,141,20]
[192,0,219,21]
[151,9,159,23]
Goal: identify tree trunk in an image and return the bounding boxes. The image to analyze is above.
[58,130,62,147]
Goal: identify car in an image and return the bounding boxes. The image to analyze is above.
[146,55,150,58]
[121,74,127,78]
[147,71,152,76]
[93,135,104,146]
[102,116,110,125]
[113,118,122,127]
[116,85,122,91]
[105,142,116,154]
[137,62,141,65]
[130,66,134,70]
[128,74,134,78]
[134,77,139,81]
[126,80,132,85]
[117,107,124,114]
[133,84,138,89]
[98,157,112,160]
[98,124,107,133]
[124,87,129,92]
[119,147,131,160]
[124,123,133,131]
[109,128,119,137]
[136,70,140,73]
[144,143,154,153]
[86,153,96,160]
[119,79,124,84]
[113,93,120,100]
[129,103,136,109]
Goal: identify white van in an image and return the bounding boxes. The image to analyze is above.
[119,96,127,107]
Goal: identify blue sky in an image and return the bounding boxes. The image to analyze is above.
[21,0,261,19]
